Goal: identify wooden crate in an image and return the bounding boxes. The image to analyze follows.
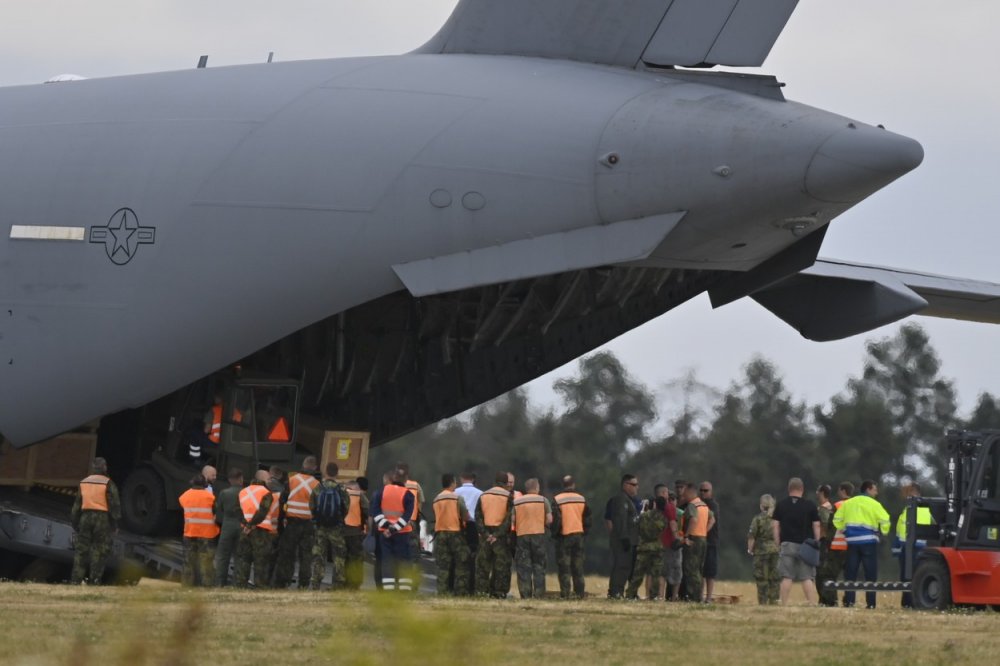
[0,432,97,488]
[319,431,370,481]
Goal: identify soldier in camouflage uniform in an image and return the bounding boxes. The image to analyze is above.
[475,471,514,597]
[553,476,591,599]
[343,478,370,590]
[71,458,121,584]
[433,473,471,595]
[273,457,320,588]
[626,496,668,599]
[746,493,779,605]
[513,478,552,599]
[815,484,839,606]
[234,470,277,588]
[680,481,713,602]
[309,462,351,589]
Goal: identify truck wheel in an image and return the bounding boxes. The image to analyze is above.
[122,468,167,535]
[912,558,952,611]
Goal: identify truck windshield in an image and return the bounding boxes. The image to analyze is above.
[226,383,298,445]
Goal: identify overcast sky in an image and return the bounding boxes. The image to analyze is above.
[3,1,999,421]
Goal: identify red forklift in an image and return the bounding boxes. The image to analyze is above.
[828,429,1000,610]
[907,430,1000,609]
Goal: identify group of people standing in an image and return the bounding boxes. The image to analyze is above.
[606,476,720,602]
[179,456,369,590]
[429,471,592,599]
[748,476,929,608]
[67,457,930,608]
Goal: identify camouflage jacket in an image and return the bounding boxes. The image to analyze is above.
[817,503,836,544]
[747,511,777,555]
[637,509,667,552]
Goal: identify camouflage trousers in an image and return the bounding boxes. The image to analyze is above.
[434,531,471,595]
[71,511,113,584]
[344,533,365,590]
[682,538,706,602]
[182,537,216,587]
[234,528,276,588]
[555,534,586,599]
[817,547,845,607]
[273,519,315,589]
[515,534,547,599]
[753,552,780,605]
[627,547,664,599]
[311,525,346,589]
[475,533,512,598]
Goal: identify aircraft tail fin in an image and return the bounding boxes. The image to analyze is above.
[418,0,799,69]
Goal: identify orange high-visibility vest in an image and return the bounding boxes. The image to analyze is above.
[239,484,274,532]
[286,473,319,520]
[405,480,422,521]
[514,494,547,536]
[510,490,523,532]
[346,490,364,529]
[267,417,290,442]
[686,498,710,538]
[555,492,586,536]
[179,488,220,539]
[433,490,464,533]
[266,491,281,532]
[209,405,243,443]
[381,485,413,534]
[80,475,110,511]
[831,499,848,551]
[480,487,511,528]
[209,405,223,443]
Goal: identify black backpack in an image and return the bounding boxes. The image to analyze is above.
[314,484,343,527]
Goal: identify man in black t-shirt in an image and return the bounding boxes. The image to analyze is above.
[771,477,820,605]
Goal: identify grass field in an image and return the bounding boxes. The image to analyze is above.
[1,578,998,665]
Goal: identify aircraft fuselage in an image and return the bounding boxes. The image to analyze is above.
[0,54,921,446]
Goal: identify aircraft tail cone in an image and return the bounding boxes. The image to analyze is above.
[805,124,924,204]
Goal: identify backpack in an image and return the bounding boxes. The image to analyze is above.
[314,484,344,527]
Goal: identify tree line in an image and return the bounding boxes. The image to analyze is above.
[370,323,1000,580]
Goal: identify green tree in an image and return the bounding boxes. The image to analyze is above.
[965,392,1000,432]
[817,323,957,493]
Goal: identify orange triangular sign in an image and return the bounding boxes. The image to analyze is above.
[267,417,290,442]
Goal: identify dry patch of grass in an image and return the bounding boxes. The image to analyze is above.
[0,580,997,665]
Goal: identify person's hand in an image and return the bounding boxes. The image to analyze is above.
[620,538,630,552]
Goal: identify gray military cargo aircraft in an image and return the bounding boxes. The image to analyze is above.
[3,2,1000,485]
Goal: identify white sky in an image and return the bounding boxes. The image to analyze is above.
[3,1,999,419]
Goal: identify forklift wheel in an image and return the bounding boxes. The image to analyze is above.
[911,558,952,611]
[122,467,168,535]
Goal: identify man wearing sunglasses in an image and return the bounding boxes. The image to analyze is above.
[607,474,640,598]
[699,482,720,602]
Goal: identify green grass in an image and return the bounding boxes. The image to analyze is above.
[1,580,998,665]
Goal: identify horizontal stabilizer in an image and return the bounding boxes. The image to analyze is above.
[418,0,799,68]
[392,212,685,297]
[753,259,1000,341]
